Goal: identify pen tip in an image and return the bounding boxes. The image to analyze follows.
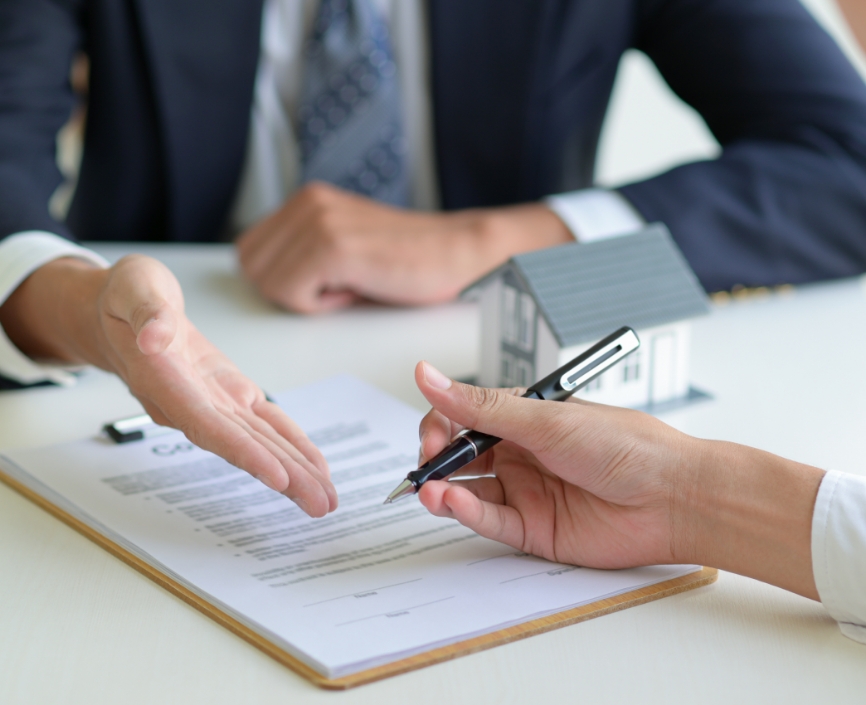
[383,479,417,504]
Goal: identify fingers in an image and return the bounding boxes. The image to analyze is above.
[177,402,336,518]
[178,404,292,493]
[416,362,533,463]
[249,401,339,513]
[235,410,337,517]
[253,400,330,477]
[237,182,331,280]
[415,361,565,453]
[418,407,461,464]
[418,479,526,549]
[415,361,464,462]
[237,183,362,313]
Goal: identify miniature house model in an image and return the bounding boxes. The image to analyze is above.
[465,224,710,409]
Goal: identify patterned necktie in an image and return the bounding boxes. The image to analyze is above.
[296,0,409,207]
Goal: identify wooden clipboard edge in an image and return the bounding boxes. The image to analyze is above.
[0,467,718,690]
[327,565,718,689]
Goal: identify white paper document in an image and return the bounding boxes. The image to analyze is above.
[0,375,699,678]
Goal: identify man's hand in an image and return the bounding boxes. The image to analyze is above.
[236,182,573,313]
[0,255,337,517]
[413,362,824,598]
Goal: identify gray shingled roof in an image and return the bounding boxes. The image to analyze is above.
[469,223,709,347]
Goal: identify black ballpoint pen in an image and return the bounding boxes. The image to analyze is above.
[384,326,641,504]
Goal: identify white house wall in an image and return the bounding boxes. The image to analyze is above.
[534,316,561,384]
[555,322,691,408]
[478,277,503,388]
[558,339,649,409]
[669,322,691,400]
[644,321,691,403]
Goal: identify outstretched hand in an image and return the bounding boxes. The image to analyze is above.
[413,361,695,569]
[1,255,337,517]
[96,256,338,516]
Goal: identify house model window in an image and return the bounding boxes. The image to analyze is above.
[463,224,710,410]
[622,351,641,383]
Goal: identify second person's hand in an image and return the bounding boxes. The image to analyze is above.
[412,362,824,600]
[412,361,696,569]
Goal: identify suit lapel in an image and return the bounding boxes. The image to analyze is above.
[131,0,264,241]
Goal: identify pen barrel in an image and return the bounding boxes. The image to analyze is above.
[408,433,501,487]
[467,431,501,456]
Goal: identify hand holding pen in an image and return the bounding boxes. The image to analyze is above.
[397,329,712,571]
[408,332,826,603]
[385,327,640,503]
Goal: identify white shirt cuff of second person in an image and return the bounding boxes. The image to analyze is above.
[545,188,645,243]
[812,469,866,645]
[0,231,109,387]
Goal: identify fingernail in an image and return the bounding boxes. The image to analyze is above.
[423,362,452,390]
[256,474,278,491]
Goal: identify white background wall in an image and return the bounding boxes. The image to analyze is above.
[596,0,866,188]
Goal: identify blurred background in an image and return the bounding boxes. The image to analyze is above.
[596,0,866,186]
[51,0,866,222]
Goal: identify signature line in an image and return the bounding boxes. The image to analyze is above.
[500,569,565,584]
[335,596,455,627]
[303,578,423,607]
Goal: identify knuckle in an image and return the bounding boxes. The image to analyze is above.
[464,385,506,425]
[302,181,333,204]
[318,224,351,257]
[315,210,340,236]
[520,402,574,452]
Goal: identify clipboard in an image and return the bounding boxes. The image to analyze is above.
[0,466,717,690]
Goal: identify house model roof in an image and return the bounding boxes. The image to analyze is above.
[465,223,710,347]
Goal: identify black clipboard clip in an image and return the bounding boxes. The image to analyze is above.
[103,414,174,444]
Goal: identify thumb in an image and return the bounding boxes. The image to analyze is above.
[415,361,560,451]
[133,304,178,356]
[105,255,182,356]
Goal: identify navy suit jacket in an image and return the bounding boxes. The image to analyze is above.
[2,0,866,294]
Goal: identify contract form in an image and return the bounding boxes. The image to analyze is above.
[0,375,700,679]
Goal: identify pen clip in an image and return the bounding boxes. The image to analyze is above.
[558,328,640,392]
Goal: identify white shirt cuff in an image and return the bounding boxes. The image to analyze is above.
[545,188,645,243]
[0,231,109,386]
[812,469,866,645]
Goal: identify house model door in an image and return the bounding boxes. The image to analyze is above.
[650,332,677,403]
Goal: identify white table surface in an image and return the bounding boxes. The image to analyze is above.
[1,243,865,704]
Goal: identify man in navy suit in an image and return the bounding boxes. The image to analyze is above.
[1,0,866,514]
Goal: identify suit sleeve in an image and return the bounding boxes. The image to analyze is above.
[0,0,83,242]
[618,0,866,292]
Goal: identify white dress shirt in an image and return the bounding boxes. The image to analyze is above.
[812,470,866,644]
[0,232,108,386]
